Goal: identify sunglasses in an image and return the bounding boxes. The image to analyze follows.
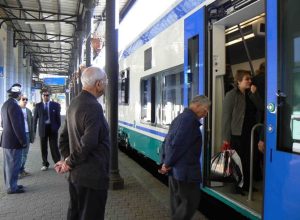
[43,94,50,97]
[22,98,28,101]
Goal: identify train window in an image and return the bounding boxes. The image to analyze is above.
[119,69,130,104]
[188,35,199,103]
[161,71,184,126]
[141,77,156,124]
[277,0,300,153]
[144,47,152,71]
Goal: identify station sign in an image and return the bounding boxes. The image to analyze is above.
[43,78,66,86]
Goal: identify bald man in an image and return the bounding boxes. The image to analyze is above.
[56,66,110,220]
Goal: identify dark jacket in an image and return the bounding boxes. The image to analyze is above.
[161,108,202,183]
[59,91,110,190]
[24,108,35,143]
[0,98,26,149]
[222,87,264,141]
[33,101,61,137]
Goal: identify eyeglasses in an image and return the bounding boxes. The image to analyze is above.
[22,98,28,101]
[43,94,50,97]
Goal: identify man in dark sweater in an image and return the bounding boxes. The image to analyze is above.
[55,66,109,220]
[160,95,211,220]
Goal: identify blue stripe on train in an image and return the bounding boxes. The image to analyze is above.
[118,120,167,138]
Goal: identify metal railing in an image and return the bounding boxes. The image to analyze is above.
[248,123,264,201]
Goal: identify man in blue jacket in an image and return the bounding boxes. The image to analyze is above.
[160,95,210,220]
[0,83,27,194]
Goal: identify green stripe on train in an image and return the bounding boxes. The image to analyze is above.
[119,126,162,163]
[202,187,261,220]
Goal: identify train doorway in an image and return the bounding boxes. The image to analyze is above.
[206,0,265,219]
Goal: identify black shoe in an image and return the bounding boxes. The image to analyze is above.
[17,185,24,189]
[235,187,245,196]
[7,188,25,194]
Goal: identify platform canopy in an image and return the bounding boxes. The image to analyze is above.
[0,0,134,78]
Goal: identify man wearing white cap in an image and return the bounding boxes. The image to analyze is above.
[0,83,27,194]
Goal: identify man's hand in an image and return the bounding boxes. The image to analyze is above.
[250,85,257,94]
[258,140,265,153]
[55,161,71,174]
[158,164,171,175]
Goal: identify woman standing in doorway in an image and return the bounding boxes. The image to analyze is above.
[222,69,263,194]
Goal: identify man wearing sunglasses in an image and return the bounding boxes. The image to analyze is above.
[33,89,61,171]
[18,95,35,178]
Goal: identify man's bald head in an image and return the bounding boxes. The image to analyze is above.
[81,66,106,88]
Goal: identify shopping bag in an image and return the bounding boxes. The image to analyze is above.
[210,144,244,187]
[210,150,234,182]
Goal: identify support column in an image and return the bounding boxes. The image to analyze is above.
[106,0,124,190]
[6,26,14,89]
[26,57,31,98]
[85,10,92,68]
[17,43,24,87]
[0,26,6,106]
[65,77,70,107]
[77,36,83,92]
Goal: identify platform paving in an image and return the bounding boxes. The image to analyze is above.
[0,137,207,220]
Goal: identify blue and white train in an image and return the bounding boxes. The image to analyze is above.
[118,0,300,219]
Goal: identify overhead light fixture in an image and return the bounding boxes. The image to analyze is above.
[225,33,255,46]
[25,21,56,25]
[31,40,56,45]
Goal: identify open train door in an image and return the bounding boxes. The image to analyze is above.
[183,6,206,106]
[264,0,300,219]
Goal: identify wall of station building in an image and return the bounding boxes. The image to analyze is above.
[0,23,33,110]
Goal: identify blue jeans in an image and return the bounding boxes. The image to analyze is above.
[3,148,22,192]
[20,133,30,173]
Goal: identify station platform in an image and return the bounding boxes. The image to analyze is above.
[0,136,207,220]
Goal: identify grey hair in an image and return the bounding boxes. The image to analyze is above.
[190,95,211,106]
[81,66,106,87]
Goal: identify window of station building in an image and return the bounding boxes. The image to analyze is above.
[141,77,156,124]
[119,69,130,104]
[160,68,184,126]
[277,0,300,154]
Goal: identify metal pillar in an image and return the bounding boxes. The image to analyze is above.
[6,26,14,90]
[106,0,124,190]
[85,10,92,68]
[0,28,6,105]
[26,57,31,99]
[78,36,83,92]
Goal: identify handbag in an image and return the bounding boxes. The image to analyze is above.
[210,143,244,187]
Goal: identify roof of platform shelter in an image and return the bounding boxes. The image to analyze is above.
[0,0,134,77]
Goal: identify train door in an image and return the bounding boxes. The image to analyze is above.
[264,0,300,219]
[184,7,206,107]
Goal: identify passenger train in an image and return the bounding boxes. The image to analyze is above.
[118,0,300,219]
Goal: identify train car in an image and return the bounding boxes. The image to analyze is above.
[118,0,300,219]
